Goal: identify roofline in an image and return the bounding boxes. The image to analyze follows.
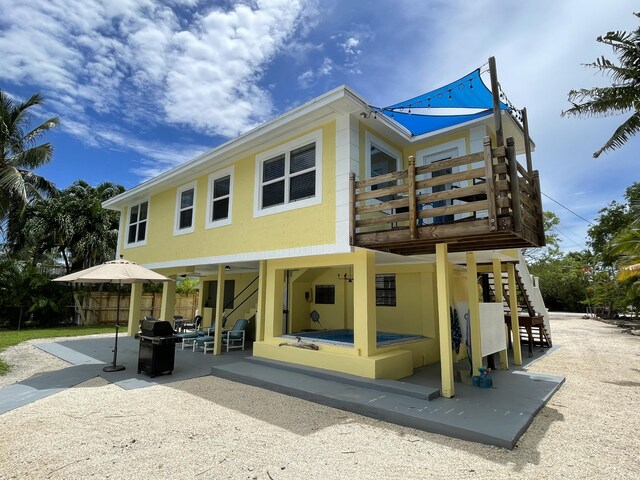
[104,85,382,209]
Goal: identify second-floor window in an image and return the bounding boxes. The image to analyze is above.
[175,182,196,235]
[206,167,233,229]
[254,130,322,217]
[127,201,148,246]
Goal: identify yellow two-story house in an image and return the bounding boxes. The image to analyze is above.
[104,64,547,398]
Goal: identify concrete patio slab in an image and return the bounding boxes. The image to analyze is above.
[0,335,250,415]
[211,354,564,449]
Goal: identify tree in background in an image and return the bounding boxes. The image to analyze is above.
[562,12,640,158]
[3,181,124,326]
[524,211,561,262]
[0,91,58,235]
[9,180,124,273]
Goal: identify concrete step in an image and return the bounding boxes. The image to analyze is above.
[248,357,440,400]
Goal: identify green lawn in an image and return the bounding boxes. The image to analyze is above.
[0,326,114,375]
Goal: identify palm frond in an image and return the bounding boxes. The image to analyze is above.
[563,85,638,118]
[594,111,640,157]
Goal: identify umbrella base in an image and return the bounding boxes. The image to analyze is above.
[103,365,126,372]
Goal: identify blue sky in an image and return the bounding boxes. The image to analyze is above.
[1,0,638,253]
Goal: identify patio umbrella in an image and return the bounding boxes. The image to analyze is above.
[54,256,172,372]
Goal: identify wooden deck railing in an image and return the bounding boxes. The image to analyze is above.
[350,136,545,255]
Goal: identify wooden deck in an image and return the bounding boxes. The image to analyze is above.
[350,136,545,255]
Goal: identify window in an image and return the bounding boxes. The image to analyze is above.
[254,130,322,217]
[174,182,196,235]
[315,285,335,304]
[126,200,148,247]
[365,132,401,203]
[206,167,233,229]
[376,274,396,306]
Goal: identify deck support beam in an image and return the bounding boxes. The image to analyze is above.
[255,260,267,343]
[436,243,454,398]
[353,249,377,358]
[213,265,225,355]
[160,275,176,325]
[493,259,509,369]
[127,283,143,336]
[508,262,523,365]
[466,252,483,376]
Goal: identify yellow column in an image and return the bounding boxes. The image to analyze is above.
[264,267,284,340]
[255,260,267,342]
[127,283,143,336]
[213,265,225,355]
[196,280,206,318]
[508,262,522,365]
[353,249,376,358]
[436,243,454,398]
[493,259,509,369]
[466,252,483,376]
[160,275,176,322]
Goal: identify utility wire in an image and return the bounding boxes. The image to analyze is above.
[541,192,594,226]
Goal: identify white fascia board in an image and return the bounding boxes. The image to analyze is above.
[104,85,377,210]
[408,116,491,144]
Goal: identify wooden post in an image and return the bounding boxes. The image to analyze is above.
[483,136,497,231]
[466,252,483,376]
[493,258,509,369]
[508,262,522,365]
[436,243,454,398]
[489,56,504,147]
[349,172,356,245]
[506,137,522,233]
[532,171,546,246]
[521,107,533,175]
[408,156,417,240]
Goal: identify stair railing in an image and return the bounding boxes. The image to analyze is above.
[224,287,259,323]
[516,250,551,339]
[220,276,259,326]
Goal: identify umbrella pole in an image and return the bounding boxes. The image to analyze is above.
[103,283,126,372]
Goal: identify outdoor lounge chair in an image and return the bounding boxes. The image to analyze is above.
[193,335,215,354]
[222,319,248,352]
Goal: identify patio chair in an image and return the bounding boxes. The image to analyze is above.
[205,315,230,336]
[222,319,248,352]
[181,315,202,333]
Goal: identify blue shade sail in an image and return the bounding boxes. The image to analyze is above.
[374,68,512,136]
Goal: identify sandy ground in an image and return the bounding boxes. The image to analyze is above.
[0,315,638,479]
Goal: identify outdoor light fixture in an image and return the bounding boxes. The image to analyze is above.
[338,268,353,282]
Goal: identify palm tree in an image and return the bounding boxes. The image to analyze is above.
[0,91,59,232]
[562,13,640,158]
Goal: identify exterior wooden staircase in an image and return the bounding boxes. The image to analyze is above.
[487,252,552,355]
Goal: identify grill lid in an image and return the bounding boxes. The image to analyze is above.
[140,319,175,337]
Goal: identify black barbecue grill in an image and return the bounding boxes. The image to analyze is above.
[137,319,181,377]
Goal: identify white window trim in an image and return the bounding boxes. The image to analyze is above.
[416,137,468,221]
[124,199,149,249]
[206,166,234,229]
[364,131,402,180]
[364,132,402,206]
[253,129,323,218]
[174,181,197,236]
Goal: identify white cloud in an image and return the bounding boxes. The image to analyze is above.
[297,57,334,88]
[0,0,311,172]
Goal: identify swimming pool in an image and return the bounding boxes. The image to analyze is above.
[286,329,425,347]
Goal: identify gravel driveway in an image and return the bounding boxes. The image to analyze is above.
[0,314,638,479]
